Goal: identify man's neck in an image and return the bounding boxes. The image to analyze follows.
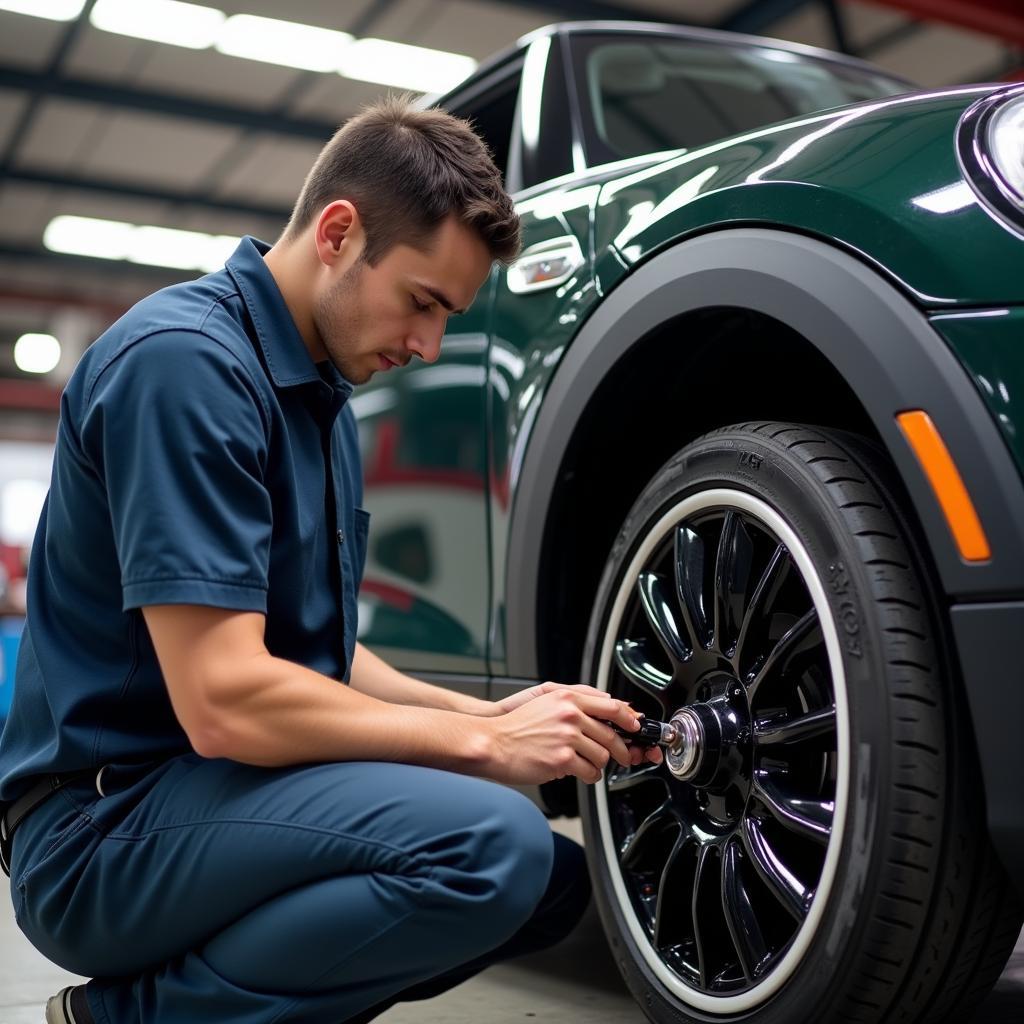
[262,240,328,362]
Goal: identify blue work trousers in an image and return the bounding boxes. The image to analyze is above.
[7,753,591,1023]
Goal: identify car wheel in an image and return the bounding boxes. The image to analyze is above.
[578,421,1022,1023]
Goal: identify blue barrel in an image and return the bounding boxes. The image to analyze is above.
[0,617,24,720]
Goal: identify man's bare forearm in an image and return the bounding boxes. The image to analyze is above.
[349,642,497,716]
[197,651,494,772]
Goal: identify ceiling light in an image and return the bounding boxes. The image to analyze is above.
[44,215,240,272]
[338,38,476,94]
[90,0,225,50]
[14,334,62,375]
[216,14,353,72]
[0,0,85,19]
[44,215,135,260]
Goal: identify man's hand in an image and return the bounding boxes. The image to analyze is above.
[478,687,663,787]
[492,681,664,771]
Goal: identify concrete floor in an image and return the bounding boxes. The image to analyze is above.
[1,818,1021,1023]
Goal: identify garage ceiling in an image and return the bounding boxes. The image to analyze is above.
[0,0,1021,407]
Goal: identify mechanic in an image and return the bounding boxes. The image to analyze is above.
[0,95,662,1024]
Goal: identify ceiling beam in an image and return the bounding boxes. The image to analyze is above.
[857,0,1024,47]
[0,65,339,141]
[6,168,291,223]
[0,0,98,177]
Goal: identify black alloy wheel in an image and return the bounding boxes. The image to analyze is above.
[578,422,1022,1024]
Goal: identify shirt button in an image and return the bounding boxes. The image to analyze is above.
[336,529,345,544]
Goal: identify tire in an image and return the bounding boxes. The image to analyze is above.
[578,421,1022,1024]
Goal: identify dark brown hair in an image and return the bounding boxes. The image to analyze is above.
[284,93,521,265]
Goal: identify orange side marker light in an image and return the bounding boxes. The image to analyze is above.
[896,410,991,562]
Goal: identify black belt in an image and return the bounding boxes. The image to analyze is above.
[0,769,98,878]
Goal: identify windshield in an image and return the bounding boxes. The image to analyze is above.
[573,34,911,165]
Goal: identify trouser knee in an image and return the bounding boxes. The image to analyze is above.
[437,786,554,950]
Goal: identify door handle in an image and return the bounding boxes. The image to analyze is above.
[506,236,585,294]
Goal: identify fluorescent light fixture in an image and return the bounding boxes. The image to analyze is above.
[216,14,353,72]
[912,181,976,214]
[14,333,62,375]
[0,0,85,19]
[44,215,239,272]
[91,0,225,50]
[44,215,135,260]
[338,38,476,94]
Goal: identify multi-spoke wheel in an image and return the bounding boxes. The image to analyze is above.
[579,422,1022,1024]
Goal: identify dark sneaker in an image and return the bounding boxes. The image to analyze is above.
[45,985,94,1024]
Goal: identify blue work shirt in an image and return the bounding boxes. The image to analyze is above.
[0,237,369,801]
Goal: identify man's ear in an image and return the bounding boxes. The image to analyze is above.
[314,200,362,267]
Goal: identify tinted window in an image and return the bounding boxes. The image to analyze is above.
[445,71,522,183]
[573,35,910,165]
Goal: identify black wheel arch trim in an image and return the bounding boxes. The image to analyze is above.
[505,227,1024,667]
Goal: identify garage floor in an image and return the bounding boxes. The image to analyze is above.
[1,818,1021,1023]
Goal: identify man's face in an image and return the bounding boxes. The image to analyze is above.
[313,215,493,385]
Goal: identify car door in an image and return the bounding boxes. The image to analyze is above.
[354,59,524,696]
[483,35,600,684]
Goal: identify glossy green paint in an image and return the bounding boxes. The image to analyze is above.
[592,86,1024,307]
[485,181,604,675]
[931,308,1024,479]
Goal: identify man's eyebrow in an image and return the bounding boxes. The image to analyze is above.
[414,282,467,315]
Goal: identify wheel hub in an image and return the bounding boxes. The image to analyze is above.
[666,682,751,791]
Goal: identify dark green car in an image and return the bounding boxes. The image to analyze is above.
[354,20,1024,1024]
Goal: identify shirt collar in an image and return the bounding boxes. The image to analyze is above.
[226,235,353,399]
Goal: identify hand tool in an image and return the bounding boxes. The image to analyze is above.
[613,716,679,748]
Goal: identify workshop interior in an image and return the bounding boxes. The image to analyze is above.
[0,2,1022,1022]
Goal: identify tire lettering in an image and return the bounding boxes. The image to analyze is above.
[838,599,862,657]
[738,450,763,470]
[828,561,849,595]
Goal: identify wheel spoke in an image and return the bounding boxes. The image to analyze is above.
[691,844,712,989]
[653,833,692,949]
[755,705,836,746]
[736,543,790,670]
[638,571,691,663]
[620,799,677,869]
[748,608,823,701]
[721,837,770,983]
[606,761,664,793]
[714,512,754,658]
[674,525,711,651]
[615,638,672,699]
[741,816,809,921]
[754,775,833,846]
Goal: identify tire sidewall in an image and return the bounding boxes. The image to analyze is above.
[580,429,895,1023]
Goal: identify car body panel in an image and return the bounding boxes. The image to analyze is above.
[486,181,601,673]
[932,307,1024,477]
[592,86,1024,307]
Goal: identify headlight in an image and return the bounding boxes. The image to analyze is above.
[957,85,1024,238]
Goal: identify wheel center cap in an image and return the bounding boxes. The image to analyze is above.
[666,688,750,788]
[665,707,706,780]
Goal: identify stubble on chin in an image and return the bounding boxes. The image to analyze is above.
[313,262,367,384]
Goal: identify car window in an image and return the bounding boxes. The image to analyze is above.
[445,71,522,185]
[574,35,910,165]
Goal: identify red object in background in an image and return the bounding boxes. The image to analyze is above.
[859,0,1024,47]
[0,544,24,581]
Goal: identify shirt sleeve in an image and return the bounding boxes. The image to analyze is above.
[80,329,274,613]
